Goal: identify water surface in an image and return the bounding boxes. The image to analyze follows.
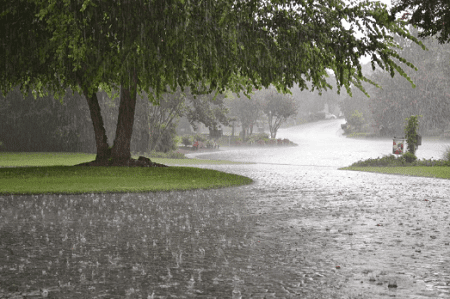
[1,120,450,298]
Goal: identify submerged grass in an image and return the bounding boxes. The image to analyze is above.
[0,152,253,194]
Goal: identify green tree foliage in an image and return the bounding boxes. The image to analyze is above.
[184,91,229,134]
[1,0,424,165]
[392,0,450,44]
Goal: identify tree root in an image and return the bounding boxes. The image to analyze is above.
[75,156,167,167]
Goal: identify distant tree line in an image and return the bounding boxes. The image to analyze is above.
[340,28,450,137]
[0,87,229,153]
[1,0,424,164]
[226,87,298,139]
[1,85,306,152]
[0,88,94,152]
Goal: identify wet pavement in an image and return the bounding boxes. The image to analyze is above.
[1,119,450,298]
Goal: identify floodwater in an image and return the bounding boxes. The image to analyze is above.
[1,119,450,298]
[194,119,449,167]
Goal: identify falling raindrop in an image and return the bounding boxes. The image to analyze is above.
[199,247,206,258]
[187,274,195,290]
[231,287,242,299]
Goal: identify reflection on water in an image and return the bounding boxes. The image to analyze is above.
[0,191,259,298]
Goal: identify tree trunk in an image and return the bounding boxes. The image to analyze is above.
[83,89,110,161]
[268,113,275,139]
[111,82,137,161]
[241,126,247,140]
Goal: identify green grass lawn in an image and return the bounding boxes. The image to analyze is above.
[0,152,253,194]
[342,166,450,180]
[341,154,450,180]
[0,152,244,167]
[0,152,97,167]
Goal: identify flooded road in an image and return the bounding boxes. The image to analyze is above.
[195,119,449,167]
[1,119,450,298]
[191,119,450,298]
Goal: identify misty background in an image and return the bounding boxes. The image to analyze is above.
[1,28,449,153]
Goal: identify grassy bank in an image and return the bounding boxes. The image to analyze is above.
[341,154,450,180]
[0,152,253,194]
[342,166,450,180]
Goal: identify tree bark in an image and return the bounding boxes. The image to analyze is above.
[111,82,138,161]
[83,89,110,161]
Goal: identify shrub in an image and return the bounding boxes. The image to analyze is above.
[181,135,193,147]
[347,110,365,132]
[443,146,450,162]
[215,136,230,146]
[149,151,186,159]
[193,134,207,142]
[402,152,417,163]
[152,124,178,153]
[254,132,269,140]
[351,155,401,167]
[349,154,450,168]
[173,135,182,147]
[247,132,269,144]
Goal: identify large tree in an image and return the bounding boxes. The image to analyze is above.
[1,0,424,165]
[228,94,262,139]
[258,89,298,138]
